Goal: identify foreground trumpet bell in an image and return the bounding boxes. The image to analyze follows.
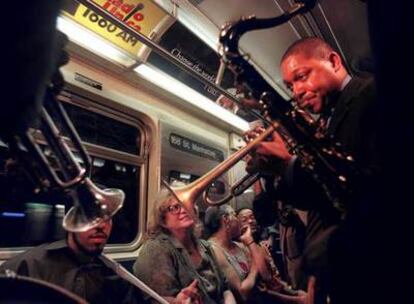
[8,89,126,232]
[63,178,124,232]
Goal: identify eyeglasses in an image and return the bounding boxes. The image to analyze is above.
[166,203,183,215]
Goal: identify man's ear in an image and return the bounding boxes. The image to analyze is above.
[328,51,342,72]
[221,215,229,227]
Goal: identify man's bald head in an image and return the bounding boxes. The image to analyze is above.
[280,37,349,114]
[280,37,336,65]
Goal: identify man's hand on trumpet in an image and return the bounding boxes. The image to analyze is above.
[244,126,294,175]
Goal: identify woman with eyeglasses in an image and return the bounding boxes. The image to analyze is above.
[133,187,236,304]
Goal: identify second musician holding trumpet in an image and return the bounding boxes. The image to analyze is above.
[242,37,379,304]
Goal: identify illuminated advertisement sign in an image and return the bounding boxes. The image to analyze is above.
[62,0,167,56]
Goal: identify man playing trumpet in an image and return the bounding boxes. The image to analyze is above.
[243,37,379,304]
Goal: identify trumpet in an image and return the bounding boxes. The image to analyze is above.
[8,85,124,232]
[164,124,278,213]
[218,1,356,212]
[207,171,262,205]
[74,0,353,214]
[167,0,355,214]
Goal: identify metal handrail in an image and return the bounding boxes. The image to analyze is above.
[74,0,269,124]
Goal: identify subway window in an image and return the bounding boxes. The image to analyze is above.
[0,98,143,248]
[168,170,199,185]
[57,102,141,155]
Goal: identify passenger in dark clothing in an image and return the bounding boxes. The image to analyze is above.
[247,37,379,303]
[0,219,147,303]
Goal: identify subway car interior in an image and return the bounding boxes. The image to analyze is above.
[0,0,411,303]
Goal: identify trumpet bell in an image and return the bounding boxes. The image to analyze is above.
[63,178,125,232]
[162,180,198,218]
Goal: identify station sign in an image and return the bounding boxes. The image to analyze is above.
[169,133,224,162]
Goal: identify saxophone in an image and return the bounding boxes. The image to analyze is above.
[219,0,356,212]
[257,240,300,296]
[257,240,283,292]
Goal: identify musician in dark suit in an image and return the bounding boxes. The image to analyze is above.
[258,37,379,206]
[0,218,148,304]
[250,37,379,303]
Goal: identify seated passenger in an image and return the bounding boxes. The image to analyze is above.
[133,187,236,304]
[0,217,146,303]
[237,206,307,303]
[244,178,308,290]
[204,204,266,303]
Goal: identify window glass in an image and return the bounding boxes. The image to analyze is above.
[168,170,199,184]
[91,157,139,244]
[0,102,141,248]
[50,102,141,155]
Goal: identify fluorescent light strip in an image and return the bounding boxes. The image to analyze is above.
[135,64,250,132]
[176,11,218,51]
[57,16,248,131]
[57,16,136,66]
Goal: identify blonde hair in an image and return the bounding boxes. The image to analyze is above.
[146,186,197,239]
[146,187,175,238]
